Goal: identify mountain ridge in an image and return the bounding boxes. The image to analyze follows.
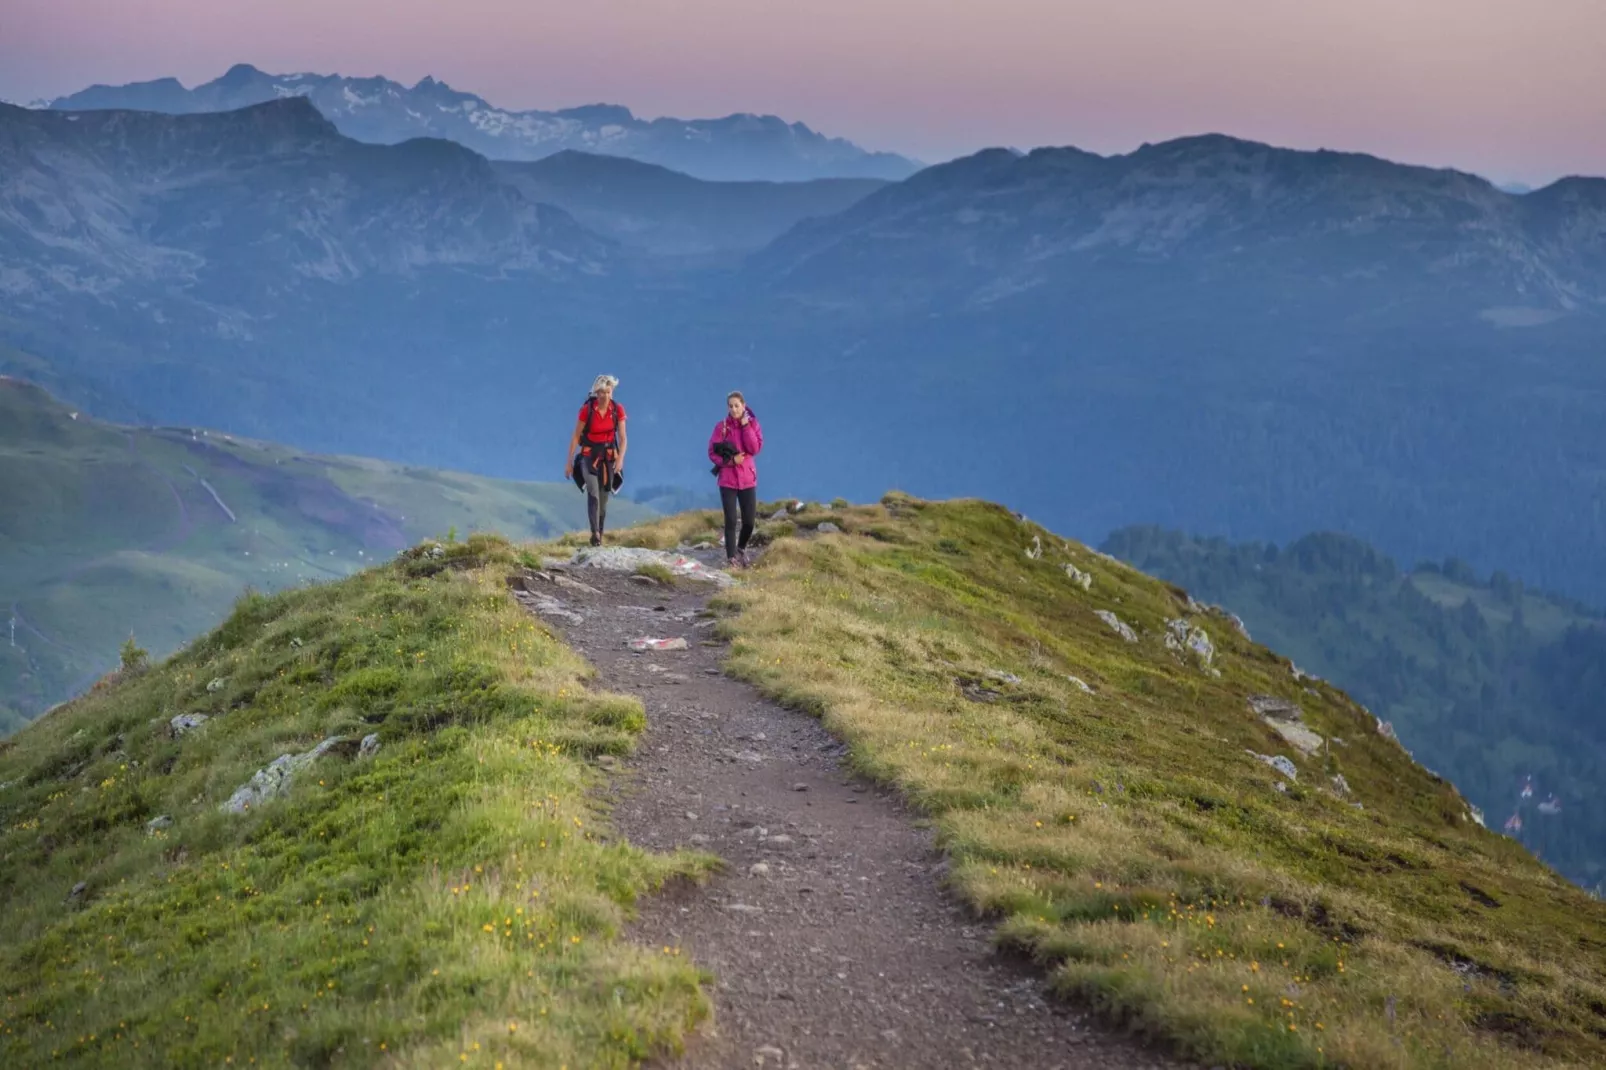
[0,373,649,724]
[41,63,922,182]
[3,102,1605,609]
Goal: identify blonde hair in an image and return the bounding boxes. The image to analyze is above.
[590,374,619,397]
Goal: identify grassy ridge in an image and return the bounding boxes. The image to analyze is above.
[0,376,651,721]
[1103,526,1606,892]
[661,495,1606,1069]
[0,534,706,1068]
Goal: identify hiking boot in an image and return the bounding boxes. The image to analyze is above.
[590,532,602,547]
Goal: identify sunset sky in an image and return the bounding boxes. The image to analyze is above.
[3,0,1602,185]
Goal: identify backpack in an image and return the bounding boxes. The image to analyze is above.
[573,397,620,492]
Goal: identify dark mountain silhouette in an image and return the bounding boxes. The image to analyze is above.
[43,63,921,182]
[496,151,887,257]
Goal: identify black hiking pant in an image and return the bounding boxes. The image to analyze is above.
[581,453,612,536]
[721,486,756,559]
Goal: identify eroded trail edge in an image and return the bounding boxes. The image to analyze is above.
[513,552,1181,1070]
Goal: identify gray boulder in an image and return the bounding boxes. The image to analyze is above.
[1063,563,1093,590]
[1248,751,1298,781]
[221,737,360,814]
[170,713,209,737]
[1249,695,1301,720]
[1095,610,1138,643]
[1165,619,1215,665]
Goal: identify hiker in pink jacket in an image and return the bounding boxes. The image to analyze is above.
[708,391,764,568]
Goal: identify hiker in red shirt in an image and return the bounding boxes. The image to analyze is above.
[708,391,763,568]
[564,375,627,546]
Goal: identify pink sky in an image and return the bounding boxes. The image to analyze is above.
[3,0,1602,184]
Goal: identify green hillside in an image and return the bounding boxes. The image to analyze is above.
[615,497,1606,1069]
[4,499,1603,1068]
[0,376,649,725]
[0,535,706,1067]
[1102,527,1606,893]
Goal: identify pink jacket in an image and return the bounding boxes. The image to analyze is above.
[709,412,764,490]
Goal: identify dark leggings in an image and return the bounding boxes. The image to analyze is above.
[721,486,756,558]
[581,454,611,535]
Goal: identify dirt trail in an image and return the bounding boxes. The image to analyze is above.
[514,555,1185,1070]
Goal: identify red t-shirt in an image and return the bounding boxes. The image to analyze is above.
[578,399,625,443]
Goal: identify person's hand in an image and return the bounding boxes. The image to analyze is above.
[564,463,573,479]
[734,453,747,465]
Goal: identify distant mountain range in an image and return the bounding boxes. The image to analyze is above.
[39,63,921,182]
[2,99,1604,609]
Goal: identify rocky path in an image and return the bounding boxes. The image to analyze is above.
[513,551,1182,1070]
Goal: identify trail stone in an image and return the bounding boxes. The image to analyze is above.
[1095,610,1138,643]
[749,863,772,877]
[359,734,381,759]
[574,546,733,586]
[1066,674,1095,694]
[984,669,1022,686]
[816,522,841,534]
[1025,534,1043,560]
[551,574,601,595]
[146,815,173,833]
[66,881,87,903]
[628,636,689,652]
[792,783,809,792]
[527,594,583,625]
[205,677,227,693]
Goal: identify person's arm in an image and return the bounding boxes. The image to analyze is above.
[615,419,627,470]
[742,415,763,459]
[708,424,725,467]
[563,415,584,478]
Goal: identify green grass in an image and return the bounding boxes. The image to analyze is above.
[0,533,708,1068]
[624,495,1606,1069]
[630,563,679,587]
[0,377,654,723]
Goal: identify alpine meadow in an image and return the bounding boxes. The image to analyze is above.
[3,15,1606,1070]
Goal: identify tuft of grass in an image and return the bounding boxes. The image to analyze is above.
[632,562,679,587]
[0,533,708,1068]
[686,496,1606,1070]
